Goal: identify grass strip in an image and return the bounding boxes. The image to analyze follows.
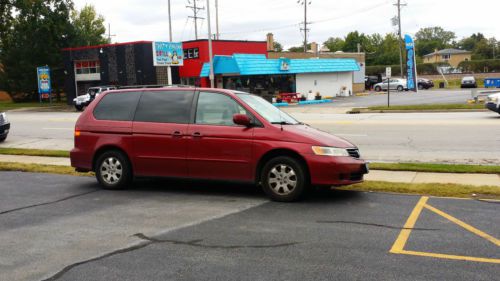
[344,181,500,200]
[367,103,485,111]
[0,101,67,111]
[0,161,91,177]
[0,147,70,158]
[370,162,500,174]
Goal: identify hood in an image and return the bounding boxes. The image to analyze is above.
[279,125,355,148]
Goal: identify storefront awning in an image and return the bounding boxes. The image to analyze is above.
[200,54,360,77]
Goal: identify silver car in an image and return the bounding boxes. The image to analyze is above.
[373,78,408,92]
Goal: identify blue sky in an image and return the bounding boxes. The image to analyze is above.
[74,0,499,48]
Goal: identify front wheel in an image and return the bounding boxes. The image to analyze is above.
[0,135,6,142]
[260,156,308,202]
[75,104,84,111]
[418,84,424,90]
[397,85,404,91]
[95,150,132,189]
[374,86,382,92]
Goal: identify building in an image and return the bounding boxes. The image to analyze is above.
[200,54,360,99]
[423,48,472,67]
[265,33,366,93]
[62,41,180,104]
[180,39,267,87]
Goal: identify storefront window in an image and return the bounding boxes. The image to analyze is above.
[75,61,100,74]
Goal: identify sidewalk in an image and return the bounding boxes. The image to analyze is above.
[1,154,499,187]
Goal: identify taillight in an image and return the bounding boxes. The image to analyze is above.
[75,129,81,137]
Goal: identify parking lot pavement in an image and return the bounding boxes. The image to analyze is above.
[1,172,498,281]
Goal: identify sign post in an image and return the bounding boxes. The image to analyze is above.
[37,66,51,104]
[152,42,184,85]
[386,66,391,107]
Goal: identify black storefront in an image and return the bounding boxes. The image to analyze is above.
[62,41,180,105]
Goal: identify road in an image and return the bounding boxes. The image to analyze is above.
[2,110,499,164]
[0,172,498,281]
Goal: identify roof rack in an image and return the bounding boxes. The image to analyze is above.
[116,84,194,89]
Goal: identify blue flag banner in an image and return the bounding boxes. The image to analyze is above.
[37,66,51,98]
[404,34,418,92]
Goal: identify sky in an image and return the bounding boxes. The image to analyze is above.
[73,0,499,48]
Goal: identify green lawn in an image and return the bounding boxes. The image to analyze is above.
[370,162,500,174]
[367,103,485,111]
[0,147,70,157]
[433,78,485,89]
[0,101,66,111]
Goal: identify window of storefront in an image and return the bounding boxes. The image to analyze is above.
[75,61,100,74]
[183,48,199,59]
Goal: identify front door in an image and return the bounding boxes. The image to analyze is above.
[132,90,194,177]
[187,91,254,182]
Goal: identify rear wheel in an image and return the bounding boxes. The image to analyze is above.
[95,150,132,189]
[418,84,424,90]
[397,85,404,91]
[260,156,308,202]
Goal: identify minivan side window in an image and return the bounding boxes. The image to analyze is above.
[195,92,247,126]
[93,91,140,121]
[134,91,194,124]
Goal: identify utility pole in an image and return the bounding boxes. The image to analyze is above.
[206,0,214,88]
[394,0,406,78]
[168,0,173,41]
[215,0,219,39]
[298,0,311,53]
[187,0,205,39]
[107,23,116,43]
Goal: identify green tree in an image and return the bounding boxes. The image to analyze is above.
[71,4,109,46]
[0,0,75,100]
[323,37,345,52]
[415,26,456,57]
[366,33,400,66]
[287,43,311,52]
[342,31,367,52]
[273,41,283,52]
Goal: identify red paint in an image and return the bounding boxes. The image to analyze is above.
[71,88,367,189]
[179,40,267,82]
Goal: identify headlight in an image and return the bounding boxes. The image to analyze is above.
[312,146,349,156]
[0,112,8,123]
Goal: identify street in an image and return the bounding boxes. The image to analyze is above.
[2,98,500,164]
[0,172,498,281]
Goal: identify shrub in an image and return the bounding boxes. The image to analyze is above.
[458,59,500,73]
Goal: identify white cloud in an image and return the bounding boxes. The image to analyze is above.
[74,0,500,48]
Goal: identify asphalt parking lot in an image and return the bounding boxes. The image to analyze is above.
[1,172,498,281]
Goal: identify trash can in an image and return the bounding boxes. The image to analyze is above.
[439,82,445,88]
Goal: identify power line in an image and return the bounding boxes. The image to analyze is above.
[186,0,205,39]
[394,0,407,77]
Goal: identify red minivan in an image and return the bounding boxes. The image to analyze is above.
[70,88,368,201]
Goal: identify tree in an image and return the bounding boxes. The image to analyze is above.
[288,43,311,52]
[273,41,283,52]
[323,37,344,52]
[0,0,75,100]
[414,26,456,57]
[71,4,109,46]
[366,33,400,66]
[342,31,367,52]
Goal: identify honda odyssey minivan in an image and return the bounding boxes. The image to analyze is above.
[70,88,368,201]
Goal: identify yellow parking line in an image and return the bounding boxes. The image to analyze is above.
[390,196,428,254]
[424,204,500,246]
[399,250,500,264]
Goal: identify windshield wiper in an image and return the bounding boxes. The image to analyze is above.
[271,121,297,125]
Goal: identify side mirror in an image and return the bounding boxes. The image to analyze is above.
[233,114,251,127]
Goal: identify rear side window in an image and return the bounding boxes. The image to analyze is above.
[134,91,194,124]
[93,91,140,121]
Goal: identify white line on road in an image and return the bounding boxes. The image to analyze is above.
[42,127,74,130]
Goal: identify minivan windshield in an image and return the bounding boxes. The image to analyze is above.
[236,92,299,125]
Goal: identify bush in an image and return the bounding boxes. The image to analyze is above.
[366,62,450,76]
[458,59,500,73]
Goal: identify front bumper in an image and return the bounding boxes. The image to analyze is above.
[306,154,368,186]
[0,123,10,137]
[486,102,500,113]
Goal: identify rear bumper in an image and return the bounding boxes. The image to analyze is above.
[486,102,500,113]
[70,147,93,172]
[306,154,368,186]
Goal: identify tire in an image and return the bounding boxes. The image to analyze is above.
[0,135,6,142]
[397,85,404,91]
[95,150,132,189]
[374,86,382,92]
[75,104,84,111]
[418,84,424,90]
[260,156,308,202]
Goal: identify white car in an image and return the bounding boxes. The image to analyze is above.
[373,78,408,92]
[73,86,117,111]
[486,92,500,114]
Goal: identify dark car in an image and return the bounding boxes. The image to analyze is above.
[0,111,10,142]
[365,76,380,90]
[70,88,369,202]
[417,78,434,90]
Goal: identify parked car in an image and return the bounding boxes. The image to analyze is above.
[417,78,434,90]
[0,111,10,142]
[365,75,380,90]
[373,78,408,92]
[460,76,477,88]
[73,86,117,111]
[70,88,369,202]
[485,92,500,114]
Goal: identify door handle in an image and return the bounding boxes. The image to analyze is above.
[172,131,182,137]
[192,132,202,137]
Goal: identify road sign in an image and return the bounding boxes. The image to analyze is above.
[386,67,392,78]
[37,66,51,102]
